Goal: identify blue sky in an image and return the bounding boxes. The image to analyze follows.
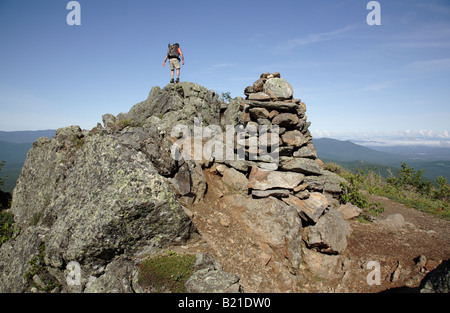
[0,0,449,145]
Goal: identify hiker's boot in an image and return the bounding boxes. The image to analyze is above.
[176,78,180,83]
[170,78,175,84]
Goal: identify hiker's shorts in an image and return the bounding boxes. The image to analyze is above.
[169,58,181,70]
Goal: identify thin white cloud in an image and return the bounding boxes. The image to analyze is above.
[284,25,357,47]
[362,82,391,93]
[268,24,357,54]
[407,58,450,71]
[387,24,450,49]
[210,63,236,69]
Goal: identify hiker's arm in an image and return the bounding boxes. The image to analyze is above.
[162,54,168,66]
[179,49,184,65]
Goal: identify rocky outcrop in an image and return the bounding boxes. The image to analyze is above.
[0,124,198,292]
[0,82,228,293]
[0,73,352,293]
[118,82,221,132]
[419,259,450,293]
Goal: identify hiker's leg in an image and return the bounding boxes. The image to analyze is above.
[171,70,174,78]
[176,69,180,82]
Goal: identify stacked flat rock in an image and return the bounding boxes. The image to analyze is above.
[244,72,316,161]
[219,73,346,223]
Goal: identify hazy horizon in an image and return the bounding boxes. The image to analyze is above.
[1,128,450,148]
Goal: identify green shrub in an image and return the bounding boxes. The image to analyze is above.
[30,212,42,226]
[0,160,12,211]
[138,252,196,293]
[339,175,384,220]
[329,161,450,220]
[115,119,132,131]
[23,243,60,292]
[435,176,450,201]
[0,160,5,187]
[0,211,17,246]
[23,243,47,282]
[219,91,232,103]
[388,162,434,195]
[323,162,344,174]
[339,178,369,209]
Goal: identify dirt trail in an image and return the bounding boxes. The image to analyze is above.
[344,193,450,292]
[179,170,450,293]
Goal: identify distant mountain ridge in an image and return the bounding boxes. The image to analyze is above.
[1,132,449,193]
[312,138,402,164]
[0,130,55,143]
[367,145,450,162]
[313,138,450,182]
[0,130,55,193]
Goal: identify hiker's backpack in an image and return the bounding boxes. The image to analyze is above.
[168,43,180,59]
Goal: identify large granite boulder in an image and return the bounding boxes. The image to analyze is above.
[0,125,196,292]
[303,208,351,255]
[228,195,303,274]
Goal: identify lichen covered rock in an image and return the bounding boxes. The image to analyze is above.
[0,125,195,292]
[263,78,294,100]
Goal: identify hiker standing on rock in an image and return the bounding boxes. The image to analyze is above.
[163,43,184,83]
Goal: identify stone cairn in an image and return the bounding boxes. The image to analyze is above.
[215,72,346,224]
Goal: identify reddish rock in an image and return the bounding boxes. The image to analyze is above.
[248,166,304,191]
[272,113,299,128]
[281,130,308,147]
[282,192,329,223]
